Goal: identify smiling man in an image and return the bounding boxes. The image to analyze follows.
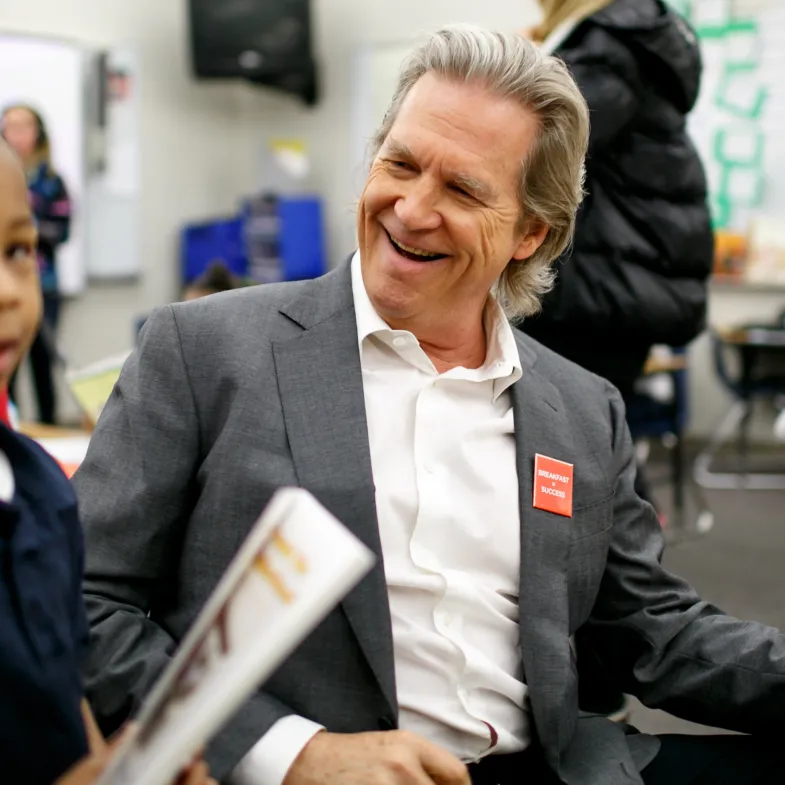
[76,24,785,785]
[357,72,549,374]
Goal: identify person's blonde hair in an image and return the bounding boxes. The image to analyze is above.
[370,24,589,318]
[532,0,614,43]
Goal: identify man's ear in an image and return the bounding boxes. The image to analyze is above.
[513,222,549,261]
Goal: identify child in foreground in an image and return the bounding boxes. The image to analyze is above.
[0,141,215,784]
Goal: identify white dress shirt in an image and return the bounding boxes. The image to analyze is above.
[231,254,529,784]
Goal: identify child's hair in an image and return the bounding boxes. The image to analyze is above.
[186,261,242,296]
[532,0,613,42]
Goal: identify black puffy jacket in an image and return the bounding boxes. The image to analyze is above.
[521,0,714,389]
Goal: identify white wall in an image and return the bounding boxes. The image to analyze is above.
[1,0,540,421]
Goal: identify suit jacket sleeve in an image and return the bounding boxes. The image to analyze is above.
[581,383,785,732]
[75,306,297,776]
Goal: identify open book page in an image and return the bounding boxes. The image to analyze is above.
[97,487,374,785]
[65,352,130,424]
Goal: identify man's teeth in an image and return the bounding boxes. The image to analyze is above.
[390,234,441,258]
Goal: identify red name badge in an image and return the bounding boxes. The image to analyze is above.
[533,453,574,518]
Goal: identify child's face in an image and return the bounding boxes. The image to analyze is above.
[0,146,41,389]
[1,108,39,160]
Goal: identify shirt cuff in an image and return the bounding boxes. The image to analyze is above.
[228,715,325,785]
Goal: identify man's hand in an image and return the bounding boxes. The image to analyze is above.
[284,730,471,785]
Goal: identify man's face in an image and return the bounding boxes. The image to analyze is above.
[2,108,39,160]
[357,72,547,328]
[0,148,41,389]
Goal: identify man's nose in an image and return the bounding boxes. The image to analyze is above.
[394,178,442,232]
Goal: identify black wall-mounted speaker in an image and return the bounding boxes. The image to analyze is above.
[188,0,318,106]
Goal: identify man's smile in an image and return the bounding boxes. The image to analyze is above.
[386,230,448,262]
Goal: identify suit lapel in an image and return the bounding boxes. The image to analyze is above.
[272,264,397,716]
[512,334,578,763]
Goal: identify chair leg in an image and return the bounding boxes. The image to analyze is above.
[694,399,785,489]
[671,426,685,532]
[737,398,753,475]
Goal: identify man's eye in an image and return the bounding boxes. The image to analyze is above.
[449,184,473,199]
[389,160,413,171]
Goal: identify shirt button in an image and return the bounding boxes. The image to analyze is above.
[393,336,407,348]
[423,462,436,474]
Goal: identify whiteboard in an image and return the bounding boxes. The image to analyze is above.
[0,34,87,295]
[672,0,785,230]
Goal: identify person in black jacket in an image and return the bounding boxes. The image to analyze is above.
[520,0,713,480]
[520,0,713,721]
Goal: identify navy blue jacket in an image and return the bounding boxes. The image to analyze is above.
[0,425,89,784]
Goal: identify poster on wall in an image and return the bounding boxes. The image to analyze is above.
[670,0,785,234]
[103,48,140,197]
[85,47,141,280]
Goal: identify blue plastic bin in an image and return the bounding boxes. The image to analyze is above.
[181,217,248,284]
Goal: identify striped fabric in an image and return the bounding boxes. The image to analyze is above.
[27,163,71,294]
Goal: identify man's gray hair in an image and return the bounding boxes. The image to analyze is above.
[370,24,590,319]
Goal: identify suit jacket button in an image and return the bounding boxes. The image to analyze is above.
[378,716,395,731]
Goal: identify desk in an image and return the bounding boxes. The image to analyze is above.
[18,422,91,478]
[716,325,785,347]
[643,355,688,376]
[18,422,90,440]
[693,326,785,489]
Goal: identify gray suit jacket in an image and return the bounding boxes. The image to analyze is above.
[75,264,785,784]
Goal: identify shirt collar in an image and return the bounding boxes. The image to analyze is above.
[350,251,522,397]
[351,251,393,346]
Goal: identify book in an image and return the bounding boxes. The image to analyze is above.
[65,352,130,425]
[96,487,374,785]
